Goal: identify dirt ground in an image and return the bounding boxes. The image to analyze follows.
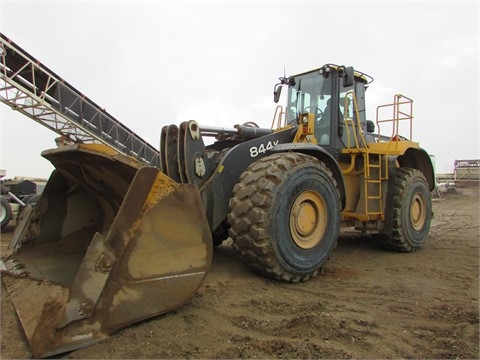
[1,185,479,359]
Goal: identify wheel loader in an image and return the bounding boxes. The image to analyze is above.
[1,58,434,357]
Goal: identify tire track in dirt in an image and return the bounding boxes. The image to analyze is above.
[1,187,479,359]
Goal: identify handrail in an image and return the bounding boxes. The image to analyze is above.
[342,90,368,152]
[376,94,413,142]
[271,105,285,129]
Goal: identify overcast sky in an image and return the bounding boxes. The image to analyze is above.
[0,0,478,179]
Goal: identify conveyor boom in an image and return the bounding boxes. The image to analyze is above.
[0,33,160,167]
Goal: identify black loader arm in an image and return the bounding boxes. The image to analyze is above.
[199,127,297,232]
[161,120,297,233]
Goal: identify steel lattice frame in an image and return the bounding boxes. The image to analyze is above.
[0,33,160,167]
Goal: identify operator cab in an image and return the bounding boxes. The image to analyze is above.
[276,64,372,158]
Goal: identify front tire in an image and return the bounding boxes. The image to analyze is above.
[228,153,340,282]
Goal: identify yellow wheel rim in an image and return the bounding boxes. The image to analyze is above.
[290,190,327,249]
[410,191,427,231]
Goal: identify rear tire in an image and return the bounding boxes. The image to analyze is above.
[1,198,12,229]
[228,153,340,282]
[371,168,432,251]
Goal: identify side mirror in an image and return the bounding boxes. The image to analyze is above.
[366,120,375,133]
[342,66,354,87]
[273,84,282,103]
[273,76,295,103]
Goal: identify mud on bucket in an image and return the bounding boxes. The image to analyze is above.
[1,144,213,358]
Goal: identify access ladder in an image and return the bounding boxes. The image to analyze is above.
[341,93,415,222]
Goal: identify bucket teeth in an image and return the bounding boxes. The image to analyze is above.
[1,259,28,277]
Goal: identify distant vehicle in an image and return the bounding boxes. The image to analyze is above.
[0,176,45,229]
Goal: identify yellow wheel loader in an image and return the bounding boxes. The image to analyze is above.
[0,33,434,357]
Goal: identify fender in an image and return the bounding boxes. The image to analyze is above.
[270,143,346,210]
[199,127,297,232]
[397,147,435,191]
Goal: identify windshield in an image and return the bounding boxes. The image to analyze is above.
[286,70,334,145]
[286,71,332,126]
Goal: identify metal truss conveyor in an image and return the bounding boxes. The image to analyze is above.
[0,33,160,167]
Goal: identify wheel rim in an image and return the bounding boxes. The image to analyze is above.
[289,190,327,249]
[410,191,427,231]
[0,206,5,222]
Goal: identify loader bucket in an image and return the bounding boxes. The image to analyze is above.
[1,144,212,358]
